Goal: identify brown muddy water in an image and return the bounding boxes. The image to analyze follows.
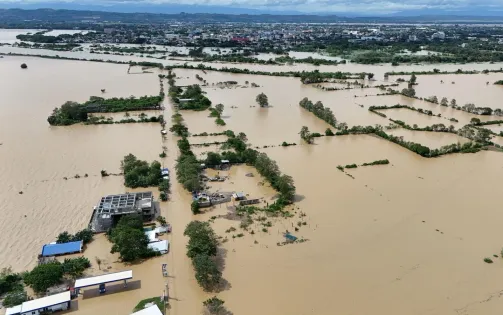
[2,55,503,315]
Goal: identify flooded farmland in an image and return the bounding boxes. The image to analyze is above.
[1,52,503,315]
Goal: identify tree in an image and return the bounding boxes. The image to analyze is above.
[325,128,335,136]
[277,175,296,202]
[193,254,221,291]
[429,96,439,104]
[450,99,457,107]
[20,63,27,69]
[299,126,313,144]
[156,216,167,226]
[470,117,481,125]
[409,74,417,85]
[255,93,269,107]
[367,73,374,80]
[401,88,416,97]
[206,152,222,166]
[23,261,63,293]
[214,104,224,118]
[203,297,229,315]
[3,291,28,307]
[191,200,201,214]
[184,221,218,258]
[474,128,492,143]
[73,229,93,244]
[121,154,162,188]
[440,97,448,106]
[110,215,155,262]
[56,231,72,244]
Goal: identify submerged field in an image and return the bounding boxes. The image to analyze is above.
[1,54,503,315]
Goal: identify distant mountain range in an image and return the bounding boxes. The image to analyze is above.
[0,7,503,25]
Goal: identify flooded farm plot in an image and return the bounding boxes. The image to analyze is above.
[409,73,503,110]
[387,128,470,149]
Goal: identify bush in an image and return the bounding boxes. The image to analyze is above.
[61,257,91,279]
[160,191,168,201]
[159,151,167,158]
[484,257,494,264]
[203,297,228,315]
[3,290,28,307]
[215,118,226,126]
[100,170,109,177]
[345,164,358,169]
[325,128,335,136]
[191,200,201,214]
[0,268,23,295]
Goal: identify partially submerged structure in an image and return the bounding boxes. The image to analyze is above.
[148,240,169,254]
[41,240,83,257]
[89,192,155,233]
[6,291,71,315]
[74,270,133,295]
[193,192,232,208]
[131,304,163,315]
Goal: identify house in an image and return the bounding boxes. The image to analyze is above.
[6,291,71,315]
[41,241,83,257]
[89,192,155,233]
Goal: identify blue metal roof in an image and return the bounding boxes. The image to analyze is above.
[41,241,83,257]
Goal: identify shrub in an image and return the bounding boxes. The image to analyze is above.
[160,191,168,201]
[23,261,64,293]
[3,291,28,307]
[325,128,335,136]
[215,118,226,126]
[191,200,201,214]
[345,164,358,169]
[484,258,494,264]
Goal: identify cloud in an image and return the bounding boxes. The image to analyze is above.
[0,0,501,13]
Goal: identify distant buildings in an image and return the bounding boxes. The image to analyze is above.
[431,31,446,40]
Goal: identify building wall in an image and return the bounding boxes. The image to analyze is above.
[21,301,69,315]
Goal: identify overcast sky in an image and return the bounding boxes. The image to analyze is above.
[1,0,502,14]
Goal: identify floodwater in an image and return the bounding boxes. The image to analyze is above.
[404,73,503,110]
[387,128,470,148]
[2,54,503,315]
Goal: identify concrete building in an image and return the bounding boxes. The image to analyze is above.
[89,192,155,232]
[6,291,71,315]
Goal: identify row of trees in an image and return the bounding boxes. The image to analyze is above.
[183,221,222,291]
[121,154,163,188]
[368,104,434,117]
[109,215,158,262]
[176,137,203,192]
[299,97,338,127]
[56,229,93,245]
[47,96,162,126]
[218,133,296,203]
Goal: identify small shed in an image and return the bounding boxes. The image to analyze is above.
[41,241,83,257]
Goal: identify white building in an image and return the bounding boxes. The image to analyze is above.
[6,291,71,315]
[131,304,163,315]
[148,240,169,254]
[431,32,446,40]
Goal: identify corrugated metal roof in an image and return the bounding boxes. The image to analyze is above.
[41,241,83,257]
[131,305,163,315]
[20,291,70,313]
[74,270,133,289]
